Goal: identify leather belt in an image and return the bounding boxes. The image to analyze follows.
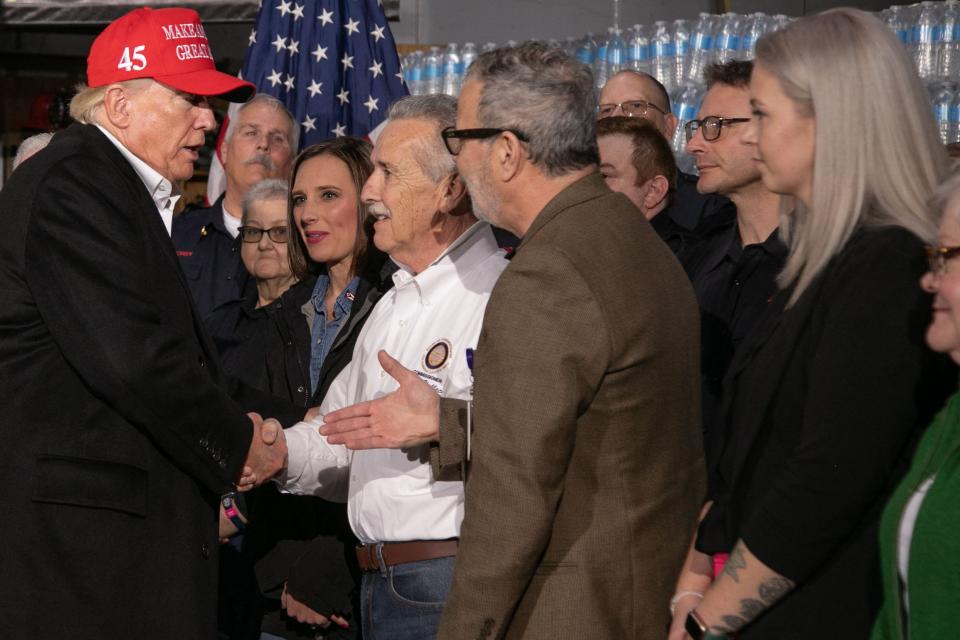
[355,539,458,573]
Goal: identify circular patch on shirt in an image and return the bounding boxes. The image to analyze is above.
[422,339,452,372]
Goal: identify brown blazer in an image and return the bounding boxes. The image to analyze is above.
[436,173,705,639]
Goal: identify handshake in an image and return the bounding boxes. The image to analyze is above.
[236,412,289,491]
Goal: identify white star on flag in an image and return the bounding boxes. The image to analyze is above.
[292,3,305,20]
[266,69,282,87]
[337,88,350,104]
[287,39,299,55]
[395,71,404,84]
[332,122,347,137]
[272,34,288,52]
[342,54,354,69]
[307,79,323,97]
[312,44,328,62]
[248,29,257,45]
[302,115,317,132]
[370,25,386,42]
[317,8,334,26]
[364,96,379,113]
[276,0,291,17]
[369,60,383,78]
[284,74,296,91]
[344,18,360,36]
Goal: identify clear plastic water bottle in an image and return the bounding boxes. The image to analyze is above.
[481,42,498,53]
[951,83,960,143]
[941,1,960,80]
[594,27,614,90]
[932,81,953,144]
[461,42,477,78]
[773,14,791,31]
[686,13,716,85]
[606,27,627,80]
[883,5,910,47]
[671,82,703,171]
[651,21,675,92]
[627,24,650,74]
[715,13,742,64]
[563,36,579,57]
[739,13,769,60]
[441,43,461,96]
[914,2,940,81]
[576,32,598,66]
[673,20,691,91]
[423,46,442,94]
[405,51,423,96]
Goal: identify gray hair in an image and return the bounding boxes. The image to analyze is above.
[225,93,299,153]
[69,79,152,124]
[465,41,599,177]
[242,178,290,225]
[757,8,947,305]
[386,94,457,183]
[12,133,54,170]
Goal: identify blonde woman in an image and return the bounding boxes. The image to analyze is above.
[669,9,956,639]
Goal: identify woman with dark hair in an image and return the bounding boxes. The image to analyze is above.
[242,137,395,640]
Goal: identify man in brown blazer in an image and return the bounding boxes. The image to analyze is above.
[318,42,705,639]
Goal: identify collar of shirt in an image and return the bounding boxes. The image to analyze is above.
[95,124,181,236]
[724,224,786,264]
[310,274,360,321]
[222,203,242,239]
[390,221,501,306]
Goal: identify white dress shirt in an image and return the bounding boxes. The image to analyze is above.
[282,221,508,543]
[95,125,180,236]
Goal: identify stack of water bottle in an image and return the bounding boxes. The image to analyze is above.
[882,1,960,144]
[403,42,488,98]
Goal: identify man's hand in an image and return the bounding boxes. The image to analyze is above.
[281,583,349,629]
[236,412,287,490]
[320,350,440,449]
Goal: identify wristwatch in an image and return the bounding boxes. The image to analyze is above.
[685,610,731,640]
[221,491,247,532]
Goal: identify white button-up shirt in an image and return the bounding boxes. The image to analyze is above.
[96,125,180,236]
[282,221,508,543]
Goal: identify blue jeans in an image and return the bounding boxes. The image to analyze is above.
[360,555,456,640]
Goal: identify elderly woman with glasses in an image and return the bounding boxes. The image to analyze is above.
[870,172,960,640]
[206,178,297,389]
[668,9,956,640]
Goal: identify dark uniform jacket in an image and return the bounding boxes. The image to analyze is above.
[173,194,250,320]
[0,123,254,639]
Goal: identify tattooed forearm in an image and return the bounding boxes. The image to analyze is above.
[721,545,747,583]
[758,576,794,604]
[706,542,797,634]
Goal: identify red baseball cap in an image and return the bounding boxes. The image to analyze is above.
[86,7,255,102]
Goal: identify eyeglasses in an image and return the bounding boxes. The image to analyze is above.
[684,116,752,143]
[596,100,668,120]
[238,225,289,243]
[441,126,529,155]
[926,245,960,275]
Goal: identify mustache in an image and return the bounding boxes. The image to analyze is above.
[367,202,391,218]
[245,154,276,172]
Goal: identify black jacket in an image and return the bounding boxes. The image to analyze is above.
[0,123,253,638]
[698,227,956,638]
[172,195,250,321]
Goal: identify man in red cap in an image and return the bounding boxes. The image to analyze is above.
[0,7,294,638]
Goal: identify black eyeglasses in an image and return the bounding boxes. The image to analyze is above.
[926,245,960,275]
[441,126,529,155]
[684,116,752,143]
[596,99,668,120]
[238,225,289,243]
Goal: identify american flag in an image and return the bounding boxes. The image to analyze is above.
[206,0,408,202]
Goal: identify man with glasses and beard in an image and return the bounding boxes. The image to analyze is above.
[173,94,297,319]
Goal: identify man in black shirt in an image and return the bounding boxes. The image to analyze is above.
[684,60,787,461]
[597,117,697,260]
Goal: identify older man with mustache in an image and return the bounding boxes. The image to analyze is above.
[173,93,298,319]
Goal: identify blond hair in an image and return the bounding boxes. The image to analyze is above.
[756,8,947,305]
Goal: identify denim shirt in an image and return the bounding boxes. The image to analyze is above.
[309,274,360,394]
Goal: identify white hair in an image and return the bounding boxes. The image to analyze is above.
[12,133,54,170]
